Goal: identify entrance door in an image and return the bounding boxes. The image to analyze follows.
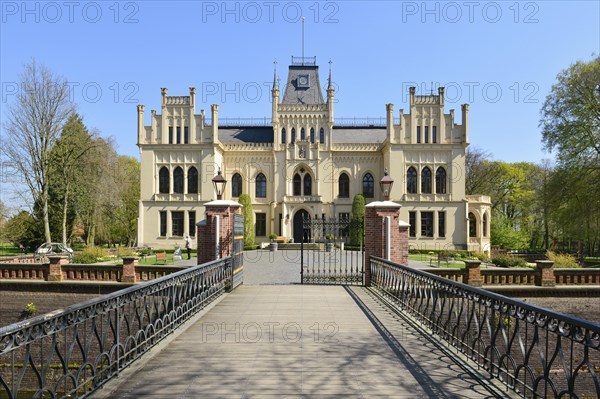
[293,210,310,243]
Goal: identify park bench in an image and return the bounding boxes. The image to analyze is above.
[429,254,450,267]
[156,252,168,264]
[275,236,286,243]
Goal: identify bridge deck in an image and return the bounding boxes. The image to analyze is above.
[95,285,509,398]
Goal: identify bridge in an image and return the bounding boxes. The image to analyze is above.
[1,201,599,399]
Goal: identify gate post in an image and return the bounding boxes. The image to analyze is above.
[364,201,409,286]
[197,200,242,264]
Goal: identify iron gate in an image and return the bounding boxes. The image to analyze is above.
[301,217,364,285]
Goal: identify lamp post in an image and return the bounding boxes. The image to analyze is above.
[380,169,394,201]
[212,168,227,200]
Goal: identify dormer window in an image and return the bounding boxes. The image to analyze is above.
[297,74,309,88]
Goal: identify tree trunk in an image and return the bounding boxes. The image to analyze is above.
[42,183,51,243]
[61,181,70,244]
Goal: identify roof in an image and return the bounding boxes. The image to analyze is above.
[217,126,387,144]
[332,127,387,143]
[218,127,273,143]
[281,65,325,105]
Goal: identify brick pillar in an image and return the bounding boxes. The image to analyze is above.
[121,256,139,283]
[47,256,68,281]
[535,260,555,287]
[464,260,482,287]
[197,200,242,264]
[364,201,409,286]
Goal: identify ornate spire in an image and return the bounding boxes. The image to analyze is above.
[273,60,279,89]
[328,59,333,90]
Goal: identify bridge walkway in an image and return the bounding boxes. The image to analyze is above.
[94,283,511,398]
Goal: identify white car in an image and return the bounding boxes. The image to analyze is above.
[35,242,74,260]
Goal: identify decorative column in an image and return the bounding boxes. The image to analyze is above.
[47,256,68,282]
[197,200,242,264]
[535,260,555,287]
[121,256,139,283]
[463,260,482,287]
[364,201,409,286]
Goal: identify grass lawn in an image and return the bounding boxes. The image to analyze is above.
[408,253,465,268]
[137,251,196,265]
[0,243,32,256]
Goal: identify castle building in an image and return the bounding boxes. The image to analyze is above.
[136,57,491,253]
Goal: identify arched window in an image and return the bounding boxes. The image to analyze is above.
[159,167,169,193]
[310,128,315,143]
[407,167,417,194]
[303,174,312,196]
[435,167,446,194]
[362,173,374,198]
[469,212,477,237]
[232,173,242,198]
[173,167,184,194]
[255,173,267,198]
[421,167,432,194]
[291,128,296,143]
[319,128,325,144]
[300,128,305,141]
[187,166,198,194]
[338,173,350,198]
[293,173,301,196]
[483,213,488,237]
[281,128,286,144]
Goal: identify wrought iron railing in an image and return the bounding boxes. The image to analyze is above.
[0,257,235,399]
[291,56,316,66]
[370,257,600,399]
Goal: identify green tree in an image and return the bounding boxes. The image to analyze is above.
[3,61,75,243]
[238,194,254,249]
[49,114,99,244]
[350,194,365,246]
[539,56,600,255]
[3,211,43,250]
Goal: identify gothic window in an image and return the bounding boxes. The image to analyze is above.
[188,211,196,236]
[409,211,416,237]
[407,167,417,194]
[425,126,429,143]
[232,173,242,197]
[291,128,296,143]
[184,126,189,144]
[319,128,325,144]
[469,212,477,237]
[255,173,267,198]
[416,126,421,143]
[281,128,286,144]
[168,127,173,144]
[159,167,170,193]
[421,167,432,194]
[310,128,315,143]
[293,173,301,196]
[435,167,447,194]
[159,211,167,236]
[303,174,312,196]
[176,127,181,144]
[301,127,305,141]
[432,126,437,143]
[438,211,446,237]
[362,173,374,198]
[338,173,350,198]
[173,167,184,194]
[187,166,198,194]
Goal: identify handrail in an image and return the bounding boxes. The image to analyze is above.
[370,256,600,399]
[0,257,234,398]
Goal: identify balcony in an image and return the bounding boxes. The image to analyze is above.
[283,195,322,203]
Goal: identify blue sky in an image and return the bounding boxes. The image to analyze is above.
[1,0,598,167]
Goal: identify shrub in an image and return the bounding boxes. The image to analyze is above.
[472,252,491,262]
[24,302,37,315]
[546,251,580,268]
[269,233,278,241]
[491,255,528,268]
[73,246,108,264]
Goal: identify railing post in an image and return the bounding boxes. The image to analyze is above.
[47,255,68,281]
[121,256,139,283]
[463,260,482,287]
[535,260,555,287]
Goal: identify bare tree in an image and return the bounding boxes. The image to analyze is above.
[3,61,75,242]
